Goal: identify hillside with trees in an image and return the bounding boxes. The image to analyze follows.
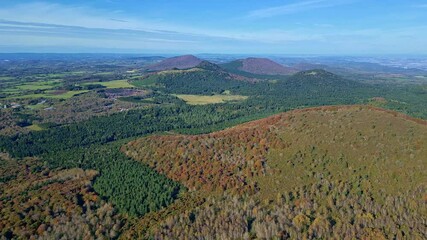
[123,105,427,238]
[0,156,123,239]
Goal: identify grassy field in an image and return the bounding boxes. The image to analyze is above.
[131,76,160,87]
[33,72,85,78]
[83,80,134,88]
[0,76,14,81]
[174,94,248,105]
[94,72,114,76]
[1,89,21,93]
[16,85,54,91]
[25,124,44,131]
[1,77,133,104]
[1,79,63,101]
[15,81,61,91]
[13,90,89,99]
[27,103,48,110]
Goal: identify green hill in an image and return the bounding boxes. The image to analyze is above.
[133,62,251,95]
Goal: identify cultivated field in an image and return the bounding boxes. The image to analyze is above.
[83,80,134,89]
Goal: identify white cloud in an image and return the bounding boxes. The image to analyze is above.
[0,2,159,31]
[247,0,353,18]
[0,1,425,54]
[0,2,321,44]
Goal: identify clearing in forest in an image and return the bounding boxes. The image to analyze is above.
[173,94,248,105]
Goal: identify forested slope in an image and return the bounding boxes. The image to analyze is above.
[123,105,427,239]
[0,156,123,239]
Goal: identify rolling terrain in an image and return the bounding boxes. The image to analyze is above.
[2,0,427,238]
[0,54,426,239]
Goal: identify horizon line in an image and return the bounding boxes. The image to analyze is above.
[1,52,427,57]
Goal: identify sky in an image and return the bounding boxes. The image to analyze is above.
[0,0,427,55]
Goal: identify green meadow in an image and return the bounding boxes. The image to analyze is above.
[12,90,89,99]
[83,80,134,89]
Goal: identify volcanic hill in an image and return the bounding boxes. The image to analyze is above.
[222,57,297,75]
[147,55,203,71]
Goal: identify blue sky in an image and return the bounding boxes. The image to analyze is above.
[0,0,426,54]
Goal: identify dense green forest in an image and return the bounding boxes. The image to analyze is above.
[137,66,249,95]
[43,141,182,217]
[0,104,254,157]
